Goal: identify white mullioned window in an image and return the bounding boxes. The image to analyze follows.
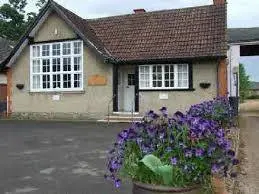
[139,64,189,90]
[30,40,83,92]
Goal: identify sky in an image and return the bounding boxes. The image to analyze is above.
[1,0,259,81]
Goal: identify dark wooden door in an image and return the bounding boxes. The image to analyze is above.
[0,84,7,116]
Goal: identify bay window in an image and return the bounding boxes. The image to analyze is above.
[30,40,83,92]
[139,64,189,90]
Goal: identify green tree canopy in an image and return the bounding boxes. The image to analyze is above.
[0,0,47,41]
[239,63,251,102]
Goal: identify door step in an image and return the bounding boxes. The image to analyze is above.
[98,114,143,123]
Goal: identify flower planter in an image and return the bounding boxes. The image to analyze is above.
[133,182,202,194]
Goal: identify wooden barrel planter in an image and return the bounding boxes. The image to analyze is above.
[133,182,202,194]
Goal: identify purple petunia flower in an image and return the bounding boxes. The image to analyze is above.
[159,132,166,140]
[211,164,220,174]
[170,157,178,165]
[174,111,184,119]
[232,159,239,165]
[147,110,159,119]
[114,179,121,188]
[184,149,193,158]
[208,146,216,156]
[117,135,124,145]
[195,148,204,157]
[159,107,168,117]
[217,138,224,146]
[120,130,128,139]
[147,126,156,137]
[227,150,235,158]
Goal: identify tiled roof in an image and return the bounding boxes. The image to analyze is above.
[0,37,14,64]
[228,27,259,44]
[87,4,227,62]
[52,1,110,57]
[1,1,227,69]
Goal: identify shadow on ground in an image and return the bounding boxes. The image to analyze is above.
[0,121,132,194]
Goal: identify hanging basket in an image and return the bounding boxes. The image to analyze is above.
[16,84,24,90]
[199,83,211,89]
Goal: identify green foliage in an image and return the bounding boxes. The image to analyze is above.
[247,95,259,100]
[0,0,47,41]
[239,63,251,102]
[141,154,162,173]
[141,155,173,186]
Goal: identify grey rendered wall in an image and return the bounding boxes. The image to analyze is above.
[11,12,113,120]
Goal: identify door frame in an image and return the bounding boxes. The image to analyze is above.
[113,64,139,112]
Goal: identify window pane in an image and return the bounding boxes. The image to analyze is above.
[139,66,150,88]
[63,43,71,55]
[152,65,162,88]
[177,64,188,88]
[63,57,71,71]
[42,59,50,72]
[183,73,188,80]
[140,66,149,73]
[33,46,40,57]
[63,74,71,88]
[164,65,175,88]
[32,60,40,73]
[42,45,50,56]
[165,81,169,87]
[52,43,60,56]
[74,42,82,54]
[53,74,61,89]
[128,74,135,86]
[32,75,41,89]
[42,75,50,89]
[74,73,81,88]
[152,65,162,87]
[74,57,81,71]
[52,58,61,72]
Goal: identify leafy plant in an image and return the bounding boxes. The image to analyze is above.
[0,0,47,41]
[105,104,238,190]
[239,63,251,103]
[141,155,173,186]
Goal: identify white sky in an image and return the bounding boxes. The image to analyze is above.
[1,0,259,27]
[1,0,259,80]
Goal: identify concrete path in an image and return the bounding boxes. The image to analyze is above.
[235,115,259,193]
[0,121,131,194]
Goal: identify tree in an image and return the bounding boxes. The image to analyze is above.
[239,63,251,102]
[0,0,47,41]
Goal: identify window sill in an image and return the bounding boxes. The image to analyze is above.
[139,88,195,92]
[29,90,85,94]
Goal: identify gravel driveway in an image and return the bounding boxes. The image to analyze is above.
[235,115,259,194]
[0,121,131,194]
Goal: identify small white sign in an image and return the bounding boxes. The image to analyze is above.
[159,93,168,100]
[52,95,60,101]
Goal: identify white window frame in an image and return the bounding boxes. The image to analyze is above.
[30,40,84,92]
[139,64,189,90]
